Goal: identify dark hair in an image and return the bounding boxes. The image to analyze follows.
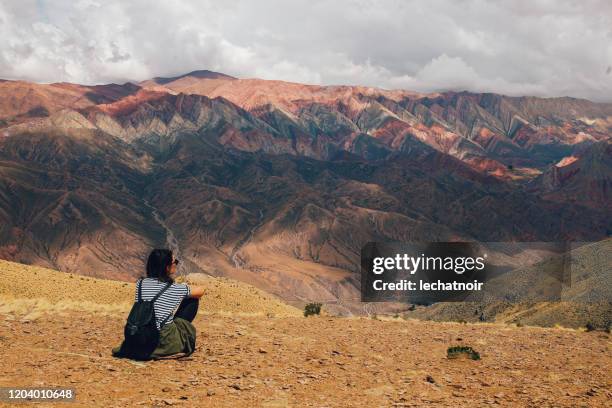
[145,249,174,283]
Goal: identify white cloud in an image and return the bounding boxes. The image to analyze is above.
[0,0,611,101]
[418,55,481,90]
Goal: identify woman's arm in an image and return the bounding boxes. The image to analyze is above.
[188,286,205,298]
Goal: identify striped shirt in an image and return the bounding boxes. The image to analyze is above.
[134,278,191,329]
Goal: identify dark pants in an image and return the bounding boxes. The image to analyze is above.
[174,297,199,322]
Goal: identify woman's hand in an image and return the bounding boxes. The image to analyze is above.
[188,286,205,298]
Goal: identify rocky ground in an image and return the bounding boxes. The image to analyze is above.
[0,312,610,407]
[0,259,610,407]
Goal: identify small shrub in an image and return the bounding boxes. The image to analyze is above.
[585,322,596,332]
[447,345,481,360]
[408,304,416,311]
[516,321,524,327]
[304,303,322,317]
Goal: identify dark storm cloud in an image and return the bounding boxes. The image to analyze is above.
[1,0,611,101]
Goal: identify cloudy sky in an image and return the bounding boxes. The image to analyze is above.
[1,0,611,101]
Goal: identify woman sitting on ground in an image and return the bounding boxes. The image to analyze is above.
[112,249,204,359]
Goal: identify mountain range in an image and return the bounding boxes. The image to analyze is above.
[0,70,610,311]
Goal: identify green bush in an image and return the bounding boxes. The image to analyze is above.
[304,302,322,317]
[447,345,481,360]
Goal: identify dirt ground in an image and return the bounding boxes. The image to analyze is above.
[1,312,610,407]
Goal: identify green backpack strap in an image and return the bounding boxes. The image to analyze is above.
[152,282,174,329]
[151,281,172,303]
[137,278,144,302]
[159,310,174,328]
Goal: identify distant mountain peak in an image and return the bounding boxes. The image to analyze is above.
[151,69,236,85]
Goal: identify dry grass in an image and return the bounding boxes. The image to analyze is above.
[180,273,301,317]
[0,295,130,320]
[0,259,133,303]
[0,259,300,319]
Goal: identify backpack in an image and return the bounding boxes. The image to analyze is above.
[122,278,173,360]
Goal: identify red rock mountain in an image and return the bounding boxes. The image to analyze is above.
[0,70,610,310]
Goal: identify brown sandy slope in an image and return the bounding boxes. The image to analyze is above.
[408,239,612,329]
[0,261,611,407]
[0,259,300,318]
